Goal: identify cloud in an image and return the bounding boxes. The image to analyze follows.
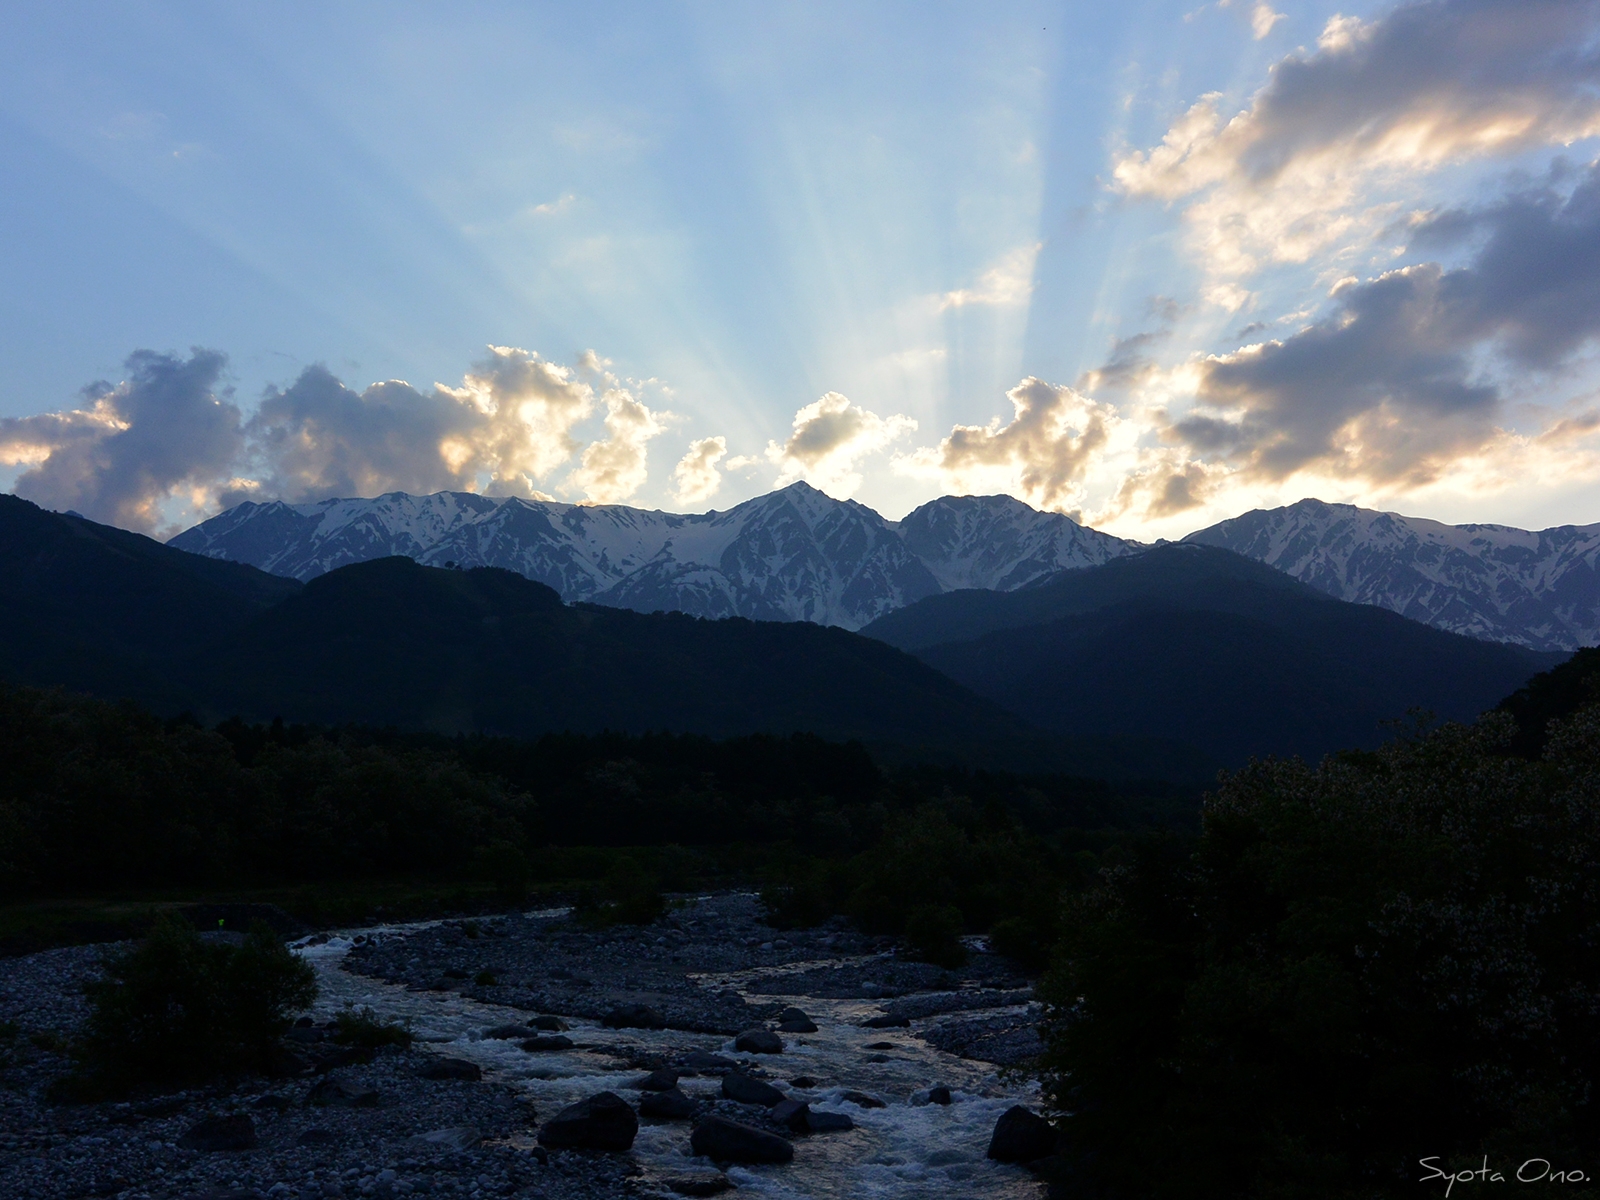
[567,386,671,504]
[766,392,917,497]
[938,243,1043,310]
[0,349,244,535]
[1168,160,1600,485]
[672,436,727,506]
[903,377,1123,513]
[1250,2,1284,39]
[1116,0,1600,276]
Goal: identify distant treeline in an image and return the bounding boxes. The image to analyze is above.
[0,680,1194,906]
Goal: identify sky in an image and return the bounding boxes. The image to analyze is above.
[2,0,1600,541]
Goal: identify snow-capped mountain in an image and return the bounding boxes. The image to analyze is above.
[168,482,1140,630]
[1185,498,1600,652]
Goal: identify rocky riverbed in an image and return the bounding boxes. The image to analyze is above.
[0,894,1051,1200]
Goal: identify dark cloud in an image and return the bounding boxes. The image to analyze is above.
[1177,162,1600,483]
[246,366,479,503]
[0,349,243,534]
[1238,0,1600,184]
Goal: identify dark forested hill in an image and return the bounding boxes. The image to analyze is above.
[186,555,1032,748]
[0,495,300,703]
[863,543,1565,765]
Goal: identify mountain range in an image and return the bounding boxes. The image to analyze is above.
[0,492,1570,776]
[167,483,1135,630]
[170,486,1600,651]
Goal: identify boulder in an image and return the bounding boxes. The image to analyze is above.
[520,1035,575,1052]
[403,1127,482,1153]
[721,1071,785,1107]
[419,1058,481,1081]
[482,1024,534,1040]
[863,1054,891,1064]
[805,1109,854,1133]
[788,1075,818,1089]
[177,1115,257,1152]
[770,1099,810,1132]
[307,1077,379,1108]
[928,1085,953,1106]
[537,1092,638,1152]
[690,1114,794,1165]
[733,1028,784,1055]
[530,1015,570,1031]
[863,1015,909,1029]
[680,1051,736,1072]
[639,1087,697,1120]
[986,1105,1054,1163]
[659,1170,733,1197]
[635,1067,679,1091]
[442,967,470,979]
[602,1004,666,1030]
[863,1041,896,1050]
[775,1007,818,1034]
[840,1090,885,1109]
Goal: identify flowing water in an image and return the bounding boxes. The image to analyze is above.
[294,916,1047,1199]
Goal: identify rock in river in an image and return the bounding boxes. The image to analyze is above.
[733,1028,783,1054]
[721,1072,785,1107]
[521,1035,575,1052]
[419,1057,481,1081]
[690,1114,794,1165]
[602,1003,666,1030]
[639,1087,697,1120]
[537,1091,638,1152]
[307,1077,379,1108]
[987,1105,1054,1163]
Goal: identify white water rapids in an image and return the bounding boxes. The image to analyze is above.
[294,917,1047,1199]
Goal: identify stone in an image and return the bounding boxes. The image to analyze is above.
[733,1028,783,1054]
[520,1035,574,1052]
[840,1090,885,1109]
[403,1127,482,1153]
[928,1085,953,1106]
[680,1051,736,1072]
[775,1007,818,1033]
[789,1075,818,1088]
[307,1077,379,1108]
[863,1015,909,1028]
[252,1094,292,1111]
[863,1054,891,1063]
[602,1004,665,1030]
[805,1109,854,1133]
[721,1071,785,1107]
[863,1041,896,1050]
[986,1105,1054,1163]
[177,1115,257,1152]
[635,1067,679,1091]
[529,1015,569,1031]
[482,1024,534,1040]
[537,1092,638,1152]
[442,967,470,979]
[769,1099,811,1132]
[659,1170,734,1197]
[295,1129,336,1147]
[639,1087,697,1120]
[419,1058,482,1081]
[690,1115,794,1165]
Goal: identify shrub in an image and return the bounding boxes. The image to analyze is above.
[905,903,967,969]
[1037,709,1600,1197]
[72,916,316,1093]
[330,1005,412,1049]
[574,856,665,927]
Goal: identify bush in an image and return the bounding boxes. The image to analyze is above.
[905,903,966,969]
[331,1005,411,1049]
[1037,708,1600,1198]
[72,916,316,1093]
[574,856,665,927]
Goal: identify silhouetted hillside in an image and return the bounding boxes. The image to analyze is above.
[865,544,1564,765]
[0,494,299,703]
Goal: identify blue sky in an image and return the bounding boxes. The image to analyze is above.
[3,0,1599,539]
